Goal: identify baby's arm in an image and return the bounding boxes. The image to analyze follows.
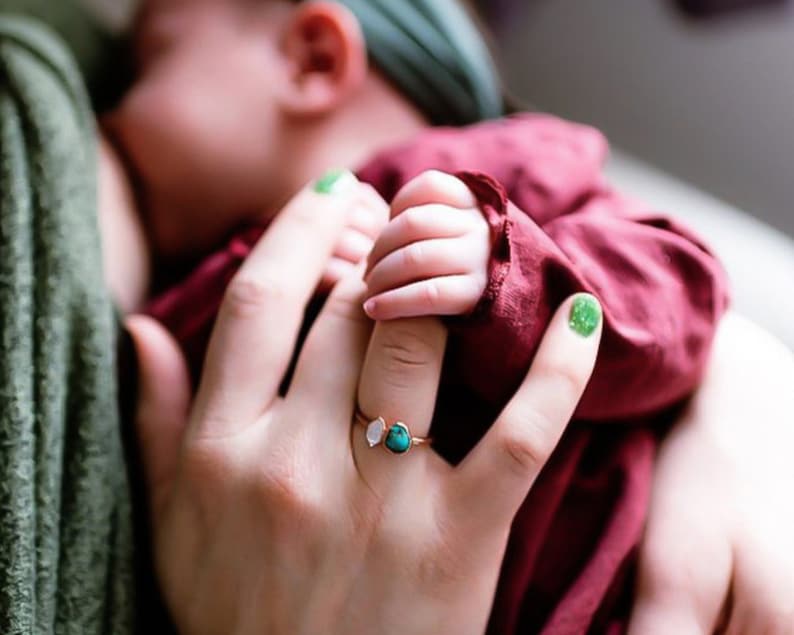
[364,170,490,321]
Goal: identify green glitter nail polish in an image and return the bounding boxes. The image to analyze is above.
[569,295,602,337]
[314,169,355,194]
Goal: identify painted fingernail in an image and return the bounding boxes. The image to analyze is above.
[568,294,602,337]
[314,169,357,194]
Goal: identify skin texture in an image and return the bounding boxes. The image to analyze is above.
[127,182,604,635]
[100,0,794,631]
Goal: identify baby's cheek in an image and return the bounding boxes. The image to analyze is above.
[112,71,227,189]
[108,73,272,258]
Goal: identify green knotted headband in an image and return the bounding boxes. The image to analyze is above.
[297,0,504,125]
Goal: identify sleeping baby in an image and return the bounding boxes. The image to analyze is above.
[99,0,730,632]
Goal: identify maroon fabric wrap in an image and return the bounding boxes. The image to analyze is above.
[147,114,729,634]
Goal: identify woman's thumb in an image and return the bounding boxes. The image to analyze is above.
[125,315,191,510]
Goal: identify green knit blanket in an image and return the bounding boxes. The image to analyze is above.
[0,14,135,634]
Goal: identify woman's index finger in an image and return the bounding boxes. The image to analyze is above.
[193,172,360,436]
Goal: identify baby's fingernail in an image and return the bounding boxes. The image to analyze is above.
[314,169,358,195]
[568,294,602,337]
[363,299,377,317]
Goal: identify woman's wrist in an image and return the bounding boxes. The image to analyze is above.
[98,135,151,314]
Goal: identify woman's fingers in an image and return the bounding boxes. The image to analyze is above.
[126,315,192,514]
[320,186,388,292]
[448,294,603,536]
[350,183,390,237]
[354,317,449,491]
[335,228,375,264]
[289,267,373,431]
[194,180,353,437]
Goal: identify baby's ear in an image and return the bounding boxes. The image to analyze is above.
[276,1,368,116]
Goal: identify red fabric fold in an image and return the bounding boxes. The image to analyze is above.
[147,113,729,634]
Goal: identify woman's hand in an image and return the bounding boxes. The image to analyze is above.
[628,313,794,635]
[319,172,389,293]
[127,180,604,635]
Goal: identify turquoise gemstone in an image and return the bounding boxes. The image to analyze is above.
[385,423,412,454]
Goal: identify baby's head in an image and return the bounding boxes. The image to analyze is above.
[105,0,502,261]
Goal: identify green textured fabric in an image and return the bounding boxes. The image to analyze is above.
[0,0,130,109]
[0,14,134,634]
[0,1,108,75]
[301,0,504,125]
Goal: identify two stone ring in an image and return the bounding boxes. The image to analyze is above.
[354,409,432,456]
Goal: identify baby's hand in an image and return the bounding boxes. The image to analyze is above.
[317,173,390,293]
[363,170,490,321]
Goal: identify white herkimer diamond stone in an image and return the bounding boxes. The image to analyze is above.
[366,418,386,447]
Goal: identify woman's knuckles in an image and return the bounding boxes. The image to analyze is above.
[179,441,237,503]
[415,521,476,590]
[224,272,296,319]
[377,322,443,375]
[177,434,343,542]
[254,465,335,534]
[497,423,551,480]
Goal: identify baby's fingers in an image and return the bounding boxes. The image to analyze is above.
[366,237,486,298]
[364,275,485,321]
[366,204,481,276]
